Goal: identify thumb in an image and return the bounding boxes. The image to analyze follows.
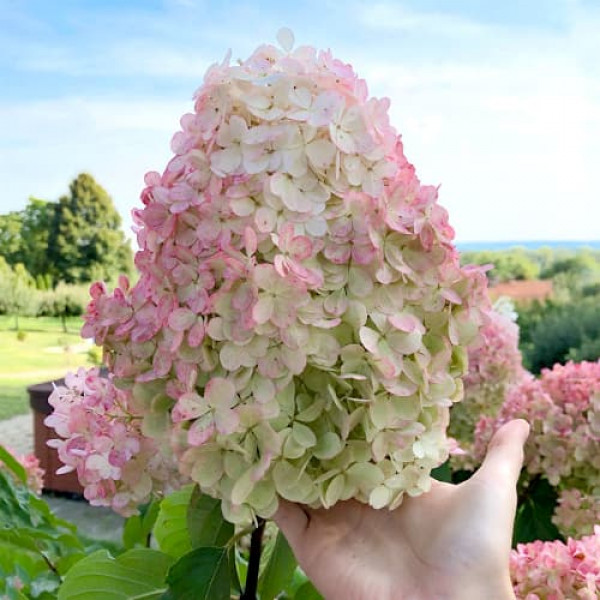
[473,419,530,488]
[272,498,310,550]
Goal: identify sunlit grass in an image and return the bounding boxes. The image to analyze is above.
[0,316,94,420]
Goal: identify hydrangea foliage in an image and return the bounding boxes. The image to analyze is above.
[0,447,45,495]
[46,30,489,522]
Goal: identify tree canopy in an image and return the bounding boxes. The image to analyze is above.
[0,174,133,285]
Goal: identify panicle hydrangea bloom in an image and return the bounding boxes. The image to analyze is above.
[553,488,600,538]
[448,296,526,469]
[46,30,490,523]
[45,367,184,515]
[510,526,600,600]
[474,361,600,536]
[1,448,45,494]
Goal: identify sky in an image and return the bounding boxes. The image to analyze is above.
[1,0,599,243]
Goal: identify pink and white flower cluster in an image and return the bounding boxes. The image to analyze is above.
[1,447,45,495]
[510,527,600,599]
[554,489,600,538]
[46,367,183,515]
[46,31,489,523]
[474,360,600,536]
[449,297,526,468]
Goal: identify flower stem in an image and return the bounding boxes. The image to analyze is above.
[241,517,266,600]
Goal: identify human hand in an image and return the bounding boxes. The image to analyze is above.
[273,419,529,600]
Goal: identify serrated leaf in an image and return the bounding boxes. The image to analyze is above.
[123,515,144,550]
[229,546,242,594]
[295,580,323,600]
[512,476,562,546]
[153,486,194,559]
[258,530,297,600]
[188,486,233,548]
[0,445,27,485]
[124,499,160,549]
[58,548,173,600]
[0,541,48,580]
[430,460,451,483]
[161,547,229,600]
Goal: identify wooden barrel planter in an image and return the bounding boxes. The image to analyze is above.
[28,379,84,495]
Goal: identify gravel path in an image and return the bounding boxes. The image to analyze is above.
[0,413,34,456]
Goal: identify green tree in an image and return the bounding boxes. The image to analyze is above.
[0,211,24,265]
[0,259,38,330]
[460,248,540,284]
[47,173,133,284]
[517,295,600,373]
[20,197,56,280]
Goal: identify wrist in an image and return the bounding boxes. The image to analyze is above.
[447,574,515,600]
[422,571,515,600]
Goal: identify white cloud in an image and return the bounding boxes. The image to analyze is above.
[356,2,487,36]
[352,54,599,240]
[0,96,192,236]
[2,0,598,242]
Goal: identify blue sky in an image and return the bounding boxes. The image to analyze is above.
[1,0,599,242]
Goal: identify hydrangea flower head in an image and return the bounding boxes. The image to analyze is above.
[1,447,45,495]
[46,30,489,522]
[510,527,600,599]
[449,296,527,469]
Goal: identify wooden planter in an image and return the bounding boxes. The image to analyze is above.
[28,379,84,495]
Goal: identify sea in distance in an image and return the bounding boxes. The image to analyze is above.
[456,240,600,252]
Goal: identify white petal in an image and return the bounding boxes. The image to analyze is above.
[252,295,274,324]
[306,138,336,170]
[276,27,295,52]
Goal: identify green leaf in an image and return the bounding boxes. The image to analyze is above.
[123,516,144,550]
[58,548,173,600]
[153,486,194,559]
[258,530,297,600]
[124,500,160,549]
[284,567,312,597]
[229,546,242,595]
[430,460,451,483]
[187,486,233,548]
[161,547,230,600]
[0,445,27,485]
[295,580,323,600]
[513,476,562,546]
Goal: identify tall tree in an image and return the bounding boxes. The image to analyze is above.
[0,258,38,330]
[47,173,133,284]
[20,197,55,279]
[0,211,24,265]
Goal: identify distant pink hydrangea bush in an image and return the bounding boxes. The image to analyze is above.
[553,488,600,539]
[449,297,526,468]
[510,527,600,599]
[1,448,45,495]
[46,30,490,523]
[474,360,600,536]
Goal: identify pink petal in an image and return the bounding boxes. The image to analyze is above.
[188,320,205,348]
[252,296,274,324]
[172,392,207,422]
[168,307,196,331]
[188,418,216,447]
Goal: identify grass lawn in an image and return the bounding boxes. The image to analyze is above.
[0,316,95,420]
